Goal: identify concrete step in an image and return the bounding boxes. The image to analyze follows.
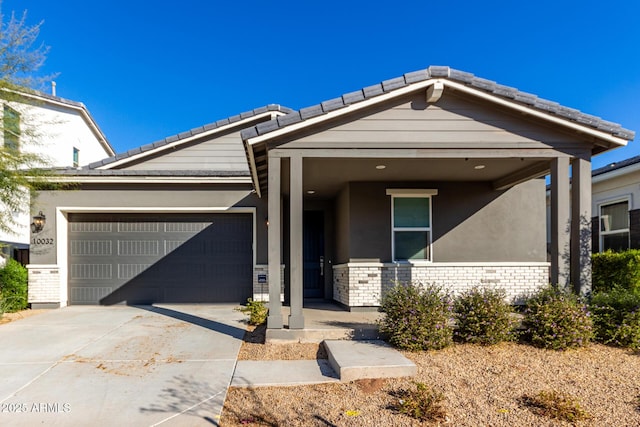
[231,360,339,387]
[324,339,417,382]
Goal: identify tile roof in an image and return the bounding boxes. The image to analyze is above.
[241,66,635,142]
[592,155,640,177]
[86,104,293,170]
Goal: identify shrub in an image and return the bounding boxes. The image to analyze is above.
[590,287,640,349]
[378,282,453,351]
[235,298,268,325]
[0,259,28,313]
[521,390,590,423]
[390,382,448,423]
[592,249,640,293]
[453,287,517,345]
[522,286,593,350]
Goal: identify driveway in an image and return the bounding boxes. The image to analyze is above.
[0,305,247,426]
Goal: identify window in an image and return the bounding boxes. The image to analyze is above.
[73,147,80,167]
[600,200,629,252]
[3,105,20,151]
[387,189,437,261]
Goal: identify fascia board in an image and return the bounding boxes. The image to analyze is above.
[47,176,253,184]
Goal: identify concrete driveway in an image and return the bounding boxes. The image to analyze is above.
[0,305,247,426]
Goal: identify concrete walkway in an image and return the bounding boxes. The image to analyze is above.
[231,340,416,387]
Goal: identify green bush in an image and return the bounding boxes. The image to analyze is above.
[235,298,268,325]
[522,286,593,350]
[592,250,640,293]
[378,282,453,351]
[453,287,517,345]
[0,259,28,313]
[590,287,640,349]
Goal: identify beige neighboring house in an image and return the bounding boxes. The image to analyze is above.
[0,88,115,262]
[591,156,640,253]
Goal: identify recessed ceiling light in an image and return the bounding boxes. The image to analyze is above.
[474,165,486,170]
[375,165,386,170]
[307,190,316,194]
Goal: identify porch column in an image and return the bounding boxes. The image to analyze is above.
[549,157,571,290]
[571,155,592,297]
[267,156,283,329]
[289,154,305,329]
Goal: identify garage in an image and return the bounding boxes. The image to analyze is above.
[67,213,253,305]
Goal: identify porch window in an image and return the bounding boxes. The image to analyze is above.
[600,200,629,252]
[386,189,437,261]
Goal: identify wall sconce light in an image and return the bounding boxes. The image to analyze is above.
[31,211,46,234]
[265,217,269,227]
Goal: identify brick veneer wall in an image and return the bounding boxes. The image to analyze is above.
[27,265,61,308]
[27,264,284,307]
[333,262,550,307]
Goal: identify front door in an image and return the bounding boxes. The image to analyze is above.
[303,210,324,298]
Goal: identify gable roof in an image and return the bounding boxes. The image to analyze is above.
[3,87,116,157]
[242,66,635,197]
[87,104,293,170]
[242,66,635,144]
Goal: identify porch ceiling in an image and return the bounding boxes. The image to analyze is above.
[282,157,549,198]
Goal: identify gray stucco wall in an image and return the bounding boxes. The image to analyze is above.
[335,185,350,263]
[335,179,546,264]
[30,183,268,265]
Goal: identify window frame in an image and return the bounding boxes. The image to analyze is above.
[3,104,20,151]
[73,147,80,167]
[386,189,437,263]
[599,197,630,252]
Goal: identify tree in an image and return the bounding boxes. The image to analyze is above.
[0,8,57,236]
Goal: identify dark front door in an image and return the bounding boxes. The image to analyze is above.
[303,210,324,298]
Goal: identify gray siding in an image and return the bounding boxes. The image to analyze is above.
[119,130,249,172]
[280,93,581,150]
[30,184,268,265]
[338,179,546,263]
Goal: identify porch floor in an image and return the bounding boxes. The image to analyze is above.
[265,302,383,343]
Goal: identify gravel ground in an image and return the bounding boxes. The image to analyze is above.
[224,335,640,426]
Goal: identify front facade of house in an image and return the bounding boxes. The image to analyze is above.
[27,67,634,331]
[0,89,115,260]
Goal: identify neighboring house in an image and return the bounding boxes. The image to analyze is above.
[0,88,115,262]
[27,67,634,335]
[591,156,640,253]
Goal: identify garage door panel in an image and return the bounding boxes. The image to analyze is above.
[68,213,253,305]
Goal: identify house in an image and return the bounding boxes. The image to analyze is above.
[26,67,634,333]
[0,88,115,262]
[591,156,640,252]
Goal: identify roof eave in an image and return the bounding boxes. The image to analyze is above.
[246,78,631,149]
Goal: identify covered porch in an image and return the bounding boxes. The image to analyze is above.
[241,67,632,331]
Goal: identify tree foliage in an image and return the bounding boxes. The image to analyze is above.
[0,7,58,235]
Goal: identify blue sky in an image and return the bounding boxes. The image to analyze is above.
[6,0,640,169]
